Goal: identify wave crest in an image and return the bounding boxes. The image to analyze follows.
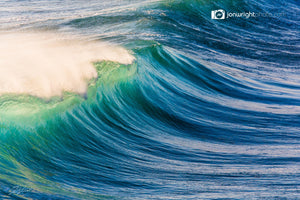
[0,32,134,98]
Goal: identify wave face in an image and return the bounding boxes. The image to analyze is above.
[0,0,299,199]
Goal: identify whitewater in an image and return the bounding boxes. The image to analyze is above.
[0,32,134,98]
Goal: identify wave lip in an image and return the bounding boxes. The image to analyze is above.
[0,32,134,98]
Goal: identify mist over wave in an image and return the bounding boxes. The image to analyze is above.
[0,32,134,98]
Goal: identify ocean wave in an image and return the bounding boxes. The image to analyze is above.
[0,0,299,199]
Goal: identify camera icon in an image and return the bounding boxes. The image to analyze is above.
[211,9,226,19]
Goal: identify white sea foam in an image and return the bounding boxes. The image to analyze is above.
[0,32,134,98]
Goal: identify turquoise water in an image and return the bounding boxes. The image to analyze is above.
[0,0,299,199]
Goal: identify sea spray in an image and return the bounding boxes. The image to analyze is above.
[0,32,134,98]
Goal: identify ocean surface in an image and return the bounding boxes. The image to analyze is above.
[0,0,299,199]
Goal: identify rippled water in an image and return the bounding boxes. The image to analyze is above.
[0,0,299,199]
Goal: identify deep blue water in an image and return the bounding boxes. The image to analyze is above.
[0,0,300,199]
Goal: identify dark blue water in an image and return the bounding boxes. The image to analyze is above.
[0,0,299,199]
